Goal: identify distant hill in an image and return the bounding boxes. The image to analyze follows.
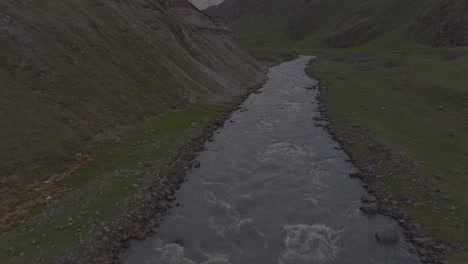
[206,0,468,49]
[0,0,264,185]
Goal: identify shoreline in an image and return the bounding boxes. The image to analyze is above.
[89,56,452,264]
[87,77,269,264]
[313,79,452,264]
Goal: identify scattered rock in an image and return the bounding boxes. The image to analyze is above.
[433,244,447,252]
[305,85,317,90]
[134,192,144,200]
[349,172,362,178]
[412,237,433,247]
[193,161,201,168]
[436,105,446,110]
[166,195,176,202]
[375,230,399,244]
[133,230,146,241]
[360,203,379,215]
[448,242,462,250]
[400,195,409,201]
[361,196,376,203]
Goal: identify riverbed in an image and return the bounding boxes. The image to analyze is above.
[120,56,420,264]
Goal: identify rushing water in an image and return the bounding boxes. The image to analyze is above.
[121,56,420,264]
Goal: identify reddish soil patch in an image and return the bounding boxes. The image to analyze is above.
[0,155,93,231]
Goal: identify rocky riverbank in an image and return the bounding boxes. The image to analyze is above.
[65,79,268,264]
[312,80,461,264]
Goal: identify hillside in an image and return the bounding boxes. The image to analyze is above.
[206,0,468,50]
[0,0,263,188]
[0,0,265,261]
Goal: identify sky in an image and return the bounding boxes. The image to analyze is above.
[188,0,224,10]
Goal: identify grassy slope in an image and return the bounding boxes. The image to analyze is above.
[307,49,467,263]
[218,0,467,262]
[0,105,226,263]
[0,0,262,187]
[0,0,264,262]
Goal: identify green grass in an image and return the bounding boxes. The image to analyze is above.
[0,105,224,263]
[306,49,467,263]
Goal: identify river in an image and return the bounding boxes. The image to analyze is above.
[120,56,420,264]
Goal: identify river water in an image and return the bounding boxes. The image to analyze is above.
[120,56,420,264]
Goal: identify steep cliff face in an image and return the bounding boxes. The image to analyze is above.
[0,0,264,184]
[207,0,468,48]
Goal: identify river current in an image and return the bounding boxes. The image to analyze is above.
[120,56,420,264]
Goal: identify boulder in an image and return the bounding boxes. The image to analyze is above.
[375,230,399,244]
[361,196,376,203]
[134,230,146,240]
[360,203,379,215]
[412,237,433,247]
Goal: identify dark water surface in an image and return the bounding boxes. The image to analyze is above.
[121,56,420,264]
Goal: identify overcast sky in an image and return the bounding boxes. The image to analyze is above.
[188,0,224,10]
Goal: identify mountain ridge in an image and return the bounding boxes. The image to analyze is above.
[206,0,468,48]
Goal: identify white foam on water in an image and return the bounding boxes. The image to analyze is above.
[280,102,304,111]
[258,143,316,164]
[227,218,266,238]
[279,224,340,264]
[341,203,361,218]
[204,191,232,210]
[147,244,232,264]
[309,158,340,171]
[210,225,226,238]
[201,256,231,264]
[255,118,280,131]
[201,182,227,187]
[306,197,319,206]
[150,244,197,264]
[304,194,326,209]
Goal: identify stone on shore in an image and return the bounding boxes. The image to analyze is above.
[375,230,399,244]
[360,203,379,215]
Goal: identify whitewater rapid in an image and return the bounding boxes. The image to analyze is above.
[120,56,420,264]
